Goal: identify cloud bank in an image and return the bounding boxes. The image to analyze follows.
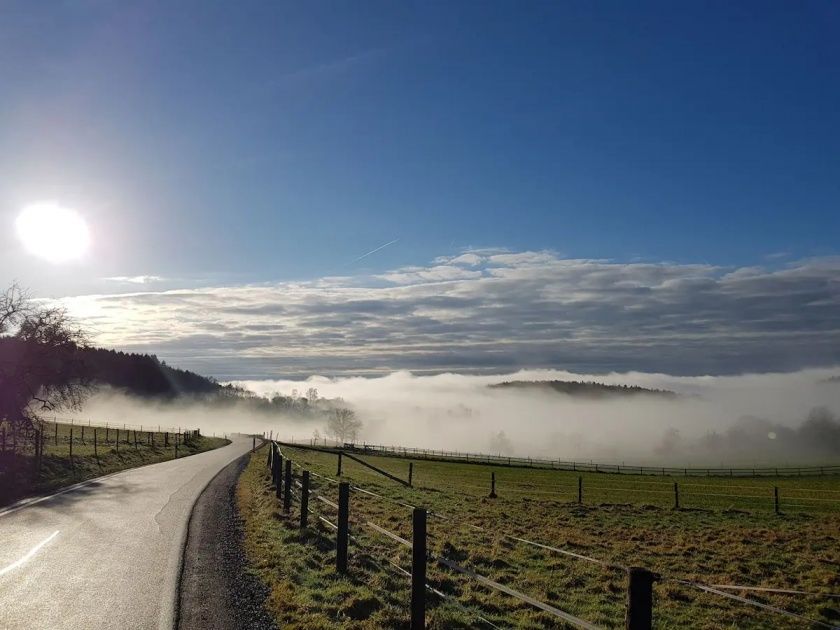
[62,250,840,379]
[233,367,840,465]
[71,367,840,466]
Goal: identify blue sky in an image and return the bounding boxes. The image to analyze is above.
[1,1,839,377]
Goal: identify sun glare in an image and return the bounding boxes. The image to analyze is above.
[16,202,91,263]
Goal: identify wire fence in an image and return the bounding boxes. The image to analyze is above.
[264,441,840,629]
[0,416,203,454]
[271,442,605,628]
[47,415,196,436]
[276,438,840,515]
[294,440,840,478]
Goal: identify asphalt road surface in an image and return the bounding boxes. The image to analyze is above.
[0,435,254,630]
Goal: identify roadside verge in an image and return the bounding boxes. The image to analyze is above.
[177,451,277,630]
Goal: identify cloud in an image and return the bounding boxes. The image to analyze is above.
[63,250,840,379]
[104,275,166,285]
[227,367,840,465]
[377,265,483,285]
[448,253,484,266]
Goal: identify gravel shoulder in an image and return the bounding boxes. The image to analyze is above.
[177,452,276,630]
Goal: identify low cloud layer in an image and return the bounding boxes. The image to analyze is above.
[62,250,840,379]
[234,367,840,465]
[70,367,840,466]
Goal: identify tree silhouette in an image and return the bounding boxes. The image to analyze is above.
[326,408,362,443]
[0,284,89,439]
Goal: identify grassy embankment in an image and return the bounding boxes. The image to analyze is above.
[0,420,229,506]
[237,445,840,629]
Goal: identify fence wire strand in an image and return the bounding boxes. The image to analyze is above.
[273,445,840,629]
[669,579,837,628]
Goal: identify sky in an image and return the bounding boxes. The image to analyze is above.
[1,1,839,379]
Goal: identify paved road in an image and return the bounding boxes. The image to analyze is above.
[0,436,255,630]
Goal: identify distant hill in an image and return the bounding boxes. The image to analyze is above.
[489,380,677,398]
[0,338,221,399]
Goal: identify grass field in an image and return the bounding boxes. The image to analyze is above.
[237,444,840,629]
[0,420,230,506]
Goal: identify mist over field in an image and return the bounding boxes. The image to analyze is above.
[67,368,840,467]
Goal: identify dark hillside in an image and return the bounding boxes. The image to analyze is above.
[490,380,677,398]
[78,345,220,396]
[0,338,220,399]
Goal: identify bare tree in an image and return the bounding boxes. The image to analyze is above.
[0,284,89,441]
[326,408,362,444]
[0,284,31,334]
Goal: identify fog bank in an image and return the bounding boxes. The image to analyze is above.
[67,367,840,466]
[229,368,840,466]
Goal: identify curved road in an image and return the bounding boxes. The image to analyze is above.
[0,436,254,630]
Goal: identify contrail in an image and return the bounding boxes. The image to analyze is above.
[351,238,399,264]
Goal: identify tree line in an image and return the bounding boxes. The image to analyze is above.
[490,380,677,398]
[1,284,364,447]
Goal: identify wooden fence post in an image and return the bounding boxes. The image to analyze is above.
[625,567,655,630]
[54,423,58,446]
[283,459,293,513]
[408,462,413,487]
[774,486,779,515]
[673,482,679,509]
[337,452,343,477]
[411,507,427,630]
[269,443,275,479]
[337,482,350,574]
[578,476,583,504]
[69,425,73,459]
[276,453,284,501]
[81,425,85,444]
[489,472,497,498]
[252,436,255,452]
[300,471,310,529]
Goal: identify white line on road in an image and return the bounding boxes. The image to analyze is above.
[0,531,60,577]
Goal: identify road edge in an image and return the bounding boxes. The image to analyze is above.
[174,442,274,630]
[160,439,257,630]
[0,437,232,518]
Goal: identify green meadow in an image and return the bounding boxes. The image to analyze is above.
[237,444,840,629]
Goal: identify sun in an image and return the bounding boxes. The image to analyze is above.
[16,202,91,263]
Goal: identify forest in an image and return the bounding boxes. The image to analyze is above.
[490,379,678,398]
